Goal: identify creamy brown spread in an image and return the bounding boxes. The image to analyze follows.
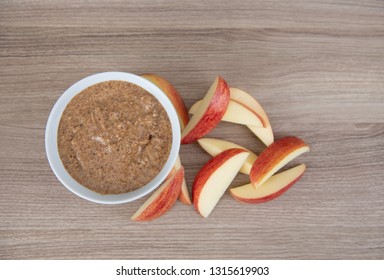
[57,80,172,194]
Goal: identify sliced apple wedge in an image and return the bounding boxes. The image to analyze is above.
[181,76,230,144]
[165,156,191,205]
[141,73,189,130]
[229,88,268,127]
[188,100,201,114]
[189,99,263,127]
[246,125,274,147]
[178,179,192,205]
[197,138,257,175]
[189,88,274,145]
[230,88,274,146]
[131,167,184,221]
[231,164,306,203]
[192,148,250,218]
[250,136,309,188]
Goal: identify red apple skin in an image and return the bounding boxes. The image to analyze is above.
[141,73,189,130]
[181,76,230,144]
[164,158,192,205]
[165,167,192,205]
[167,167,191,205]
[192,148,247,214]
[231,172,305,204]
[132,167,184,221]
[250,136,308,187]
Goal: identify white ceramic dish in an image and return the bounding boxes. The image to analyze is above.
[45,72,180,204]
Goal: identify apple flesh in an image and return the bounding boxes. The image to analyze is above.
[141,73,189,130]
[131,167,184,221]
[197,138,257,175]
[181,76,230,144]
[230,164,306,203]
[189,99,263,127]
[250,136,309,188]
[178,179,192,205]
[246,125,274,147]
[230,88,274,146]
[192,148,250,218]
[165,155,191,205]
[229,88,269,127]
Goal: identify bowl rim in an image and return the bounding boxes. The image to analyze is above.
[45,72,181,204]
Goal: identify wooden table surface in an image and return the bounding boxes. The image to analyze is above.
[1,0,383,260]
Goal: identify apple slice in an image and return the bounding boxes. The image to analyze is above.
[178,179,192,205]
[189,88,274,145]
[250,136,309,188]
[230,164,306,203]
[131,167,184,221]
[141,73,189,130]
[189,99,263,127]
[229,88,268,127]
[230,88,274,146]
[188,100,201,114]
[192,148,250,218]
[165,155,192,205]
[246,125,274,147]
[181,76,230,144]
[197,138,257,175]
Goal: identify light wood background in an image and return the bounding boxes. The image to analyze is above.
[1,0,383,259]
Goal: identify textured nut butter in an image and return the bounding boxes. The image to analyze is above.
[58,80,172,194]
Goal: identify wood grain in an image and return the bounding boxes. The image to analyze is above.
[1,0,383,259]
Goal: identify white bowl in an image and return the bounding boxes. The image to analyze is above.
[45,72,180,204]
